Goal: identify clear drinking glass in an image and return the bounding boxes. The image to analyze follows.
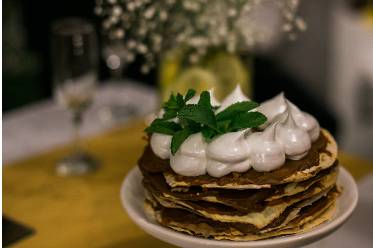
[51,18,99,176]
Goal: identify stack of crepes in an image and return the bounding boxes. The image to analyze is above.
[138,90,340,241]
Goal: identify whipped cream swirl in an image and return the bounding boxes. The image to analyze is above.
[150,87,321,177]
[216,85,250,113]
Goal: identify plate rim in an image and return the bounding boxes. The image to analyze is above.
[120,166,358,247]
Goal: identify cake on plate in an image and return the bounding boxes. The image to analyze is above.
[138,86,340,241]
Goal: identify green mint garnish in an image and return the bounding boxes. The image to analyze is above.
[201,126,216,143]
[178,104,217,130]
[171,128,195,155]
[145,90,267,155]
[162,109,177,120]
[144,119,182,135]
[184,89,196,102]
[162,94,180,111]
[197,91,212,108]
[216,101,258,121]
[230,112,267,130]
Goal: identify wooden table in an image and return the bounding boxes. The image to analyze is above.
[3,120,373,248]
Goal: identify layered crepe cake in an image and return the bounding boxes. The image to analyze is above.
[138,86,340,241]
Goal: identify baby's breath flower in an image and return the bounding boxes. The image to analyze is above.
[137,43,148,54]
[96,0,305,73]
[125,52,134,62]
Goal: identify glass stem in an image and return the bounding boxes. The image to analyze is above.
[72,111,83,155]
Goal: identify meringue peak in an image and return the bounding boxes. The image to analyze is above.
[216,85,250,113]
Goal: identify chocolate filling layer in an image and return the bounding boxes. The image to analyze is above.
[138,132,331,186]
[142,165,337,213]
[150,187,338,235]
[146,180,333,216]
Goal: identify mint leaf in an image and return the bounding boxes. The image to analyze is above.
[163,94,179,110]
[230,112,267,130]
[176,93,185,108]
[198,91,211,108]
[145,119,182,135]
[162,109,177,120]
[178,104,217,129]
[184,89,196,102]
[171,128,194,154]
[217,119,231,133]
[179,118,201,133]
[216,101,259,121]
[201,127,216,143]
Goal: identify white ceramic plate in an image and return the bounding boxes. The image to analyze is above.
[121,166,358,248]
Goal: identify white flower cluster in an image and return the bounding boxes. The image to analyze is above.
[95,0,305,73]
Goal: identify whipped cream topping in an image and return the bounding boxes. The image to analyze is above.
[150,133,172,159]
[247,123,285,172]
[257,92,287,126]
[206,159,251,178]
[257,93,320,142]
[216,85,250,113]
[170,133,207,176]
[275,112,311,160]
[287,100,320,142]
[150,87,321,177]
[207,130,251,163]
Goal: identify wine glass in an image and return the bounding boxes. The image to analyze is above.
[51,18,99,176]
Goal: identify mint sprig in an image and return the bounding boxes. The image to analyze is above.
[145,90,267,154]
[197,91,212,108]
[171,128,194,155]
[230,112,267,130]
[144,119,182,135]
[184,89,196,102]
[178,104,217,130]
[216,101,258,121]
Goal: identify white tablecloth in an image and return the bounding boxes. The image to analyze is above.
[3,80,158,164]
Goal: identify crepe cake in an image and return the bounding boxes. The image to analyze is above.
[138,87,341,240]
[144,187,339,240]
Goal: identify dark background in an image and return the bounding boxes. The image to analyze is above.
[3,0,156,112]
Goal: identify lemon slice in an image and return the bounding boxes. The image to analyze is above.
[163,67,219,100]
[205,51,251,100]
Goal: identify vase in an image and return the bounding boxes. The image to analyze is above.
[158,48,253,101]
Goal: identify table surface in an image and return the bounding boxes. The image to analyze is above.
[3,120,373,248]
